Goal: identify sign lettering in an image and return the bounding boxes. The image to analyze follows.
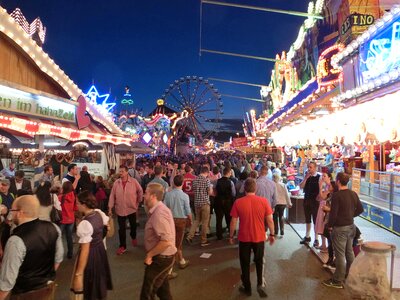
[341,13,375,35]
[0,85,76,123]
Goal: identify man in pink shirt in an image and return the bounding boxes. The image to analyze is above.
[109,166,143,255]
[141,183,177,300]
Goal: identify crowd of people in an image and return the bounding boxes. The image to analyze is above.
[0,151,364,299]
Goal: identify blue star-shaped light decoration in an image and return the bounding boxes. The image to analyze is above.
[85,85,116,113]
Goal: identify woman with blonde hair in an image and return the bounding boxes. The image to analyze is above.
[272,174,292,236]
[315,172,332,252]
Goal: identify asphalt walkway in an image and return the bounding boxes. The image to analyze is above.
[55,213,350,300]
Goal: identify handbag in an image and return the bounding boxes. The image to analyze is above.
[106,216,115,238]
[50,194,62,224]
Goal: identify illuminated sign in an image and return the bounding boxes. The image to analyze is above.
[0,84,76,122]
[142,132,152,144]
[359,17,400,83]
[316,44,344,87]
[337,0,380,44]
[162,134,168,144]
[341,14,375,36]
[85,85,116,114]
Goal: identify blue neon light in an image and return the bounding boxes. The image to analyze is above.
[359,16,400,83]
[85,85,116,113]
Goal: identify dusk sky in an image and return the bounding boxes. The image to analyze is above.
[1,0,309,120]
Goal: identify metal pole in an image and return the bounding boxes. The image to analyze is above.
[202,0,324,19]
[200,48,277,62]
[389,173,394,212]
[209,77,267,88]
[221,94,266,103]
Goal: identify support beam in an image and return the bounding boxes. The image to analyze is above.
[202,0,324,19]
[200,48,277,62]
[208,77,266,88]
[221,94,265,103]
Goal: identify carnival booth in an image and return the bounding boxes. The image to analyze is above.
[0,7,134,182]
[331,5,400,236]
[242,1,400,236]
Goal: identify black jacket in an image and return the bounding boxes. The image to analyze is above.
[9,178,32,196]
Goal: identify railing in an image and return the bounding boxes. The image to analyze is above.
[352,168,400,214]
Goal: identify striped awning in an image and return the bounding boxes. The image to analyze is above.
[0,113,135,146]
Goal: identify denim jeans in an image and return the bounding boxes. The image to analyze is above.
[332,224,356,282]
[59,223,74,257]
[140,256,175,300]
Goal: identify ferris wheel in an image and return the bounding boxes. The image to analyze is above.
[161,76,223,142]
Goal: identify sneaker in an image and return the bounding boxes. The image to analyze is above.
[280,230,284,236]
[257,285,268,298]
[299,237,311,244]
[313,239,319,248]
[116,247,126,255]
[200,242,210,247]
[238,285,252,296]
[168,272,178,280]
[194,231,200,236]
[131,239,138,247]
[322,279,344,289]
[179,260,190,269]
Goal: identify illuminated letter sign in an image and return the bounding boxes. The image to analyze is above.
[341,14,375,36]
[0,84,76,122]
[359,15,400,83]
[317,44,344,87]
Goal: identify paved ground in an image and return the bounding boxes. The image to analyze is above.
[55,212,350,300]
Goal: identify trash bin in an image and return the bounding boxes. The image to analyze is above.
[287,195,305,224]
[346,241,397,300]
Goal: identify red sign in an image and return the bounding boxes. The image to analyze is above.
[232,137,248,147]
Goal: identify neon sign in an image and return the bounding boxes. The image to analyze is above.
[316,44,344,88]
[85,85,116,114]
[359,17,400,83]
[121,86,134,106]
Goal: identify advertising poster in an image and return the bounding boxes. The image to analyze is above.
[352,169,361,194]
[232,137,248,148]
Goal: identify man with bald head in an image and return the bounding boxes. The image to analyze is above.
[0,195,63,300]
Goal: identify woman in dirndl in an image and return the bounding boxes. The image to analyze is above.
[315,172,332,252]
[71,191,113,300]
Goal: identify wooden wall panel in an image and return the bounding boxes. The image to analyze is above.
[0,33,70,99]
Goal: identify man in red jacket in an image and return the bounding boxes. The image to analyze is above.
[109,166,143,255]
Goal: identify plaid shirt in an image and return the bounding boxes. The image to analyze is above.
[193,175,210,207]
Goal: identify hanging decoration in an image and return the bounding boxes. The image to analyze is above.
[0,115,133,145]
[120,86,134,113]
[85,85,116,115]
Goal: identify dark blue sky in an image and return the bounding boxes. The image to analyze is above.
[1,0,309,119]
